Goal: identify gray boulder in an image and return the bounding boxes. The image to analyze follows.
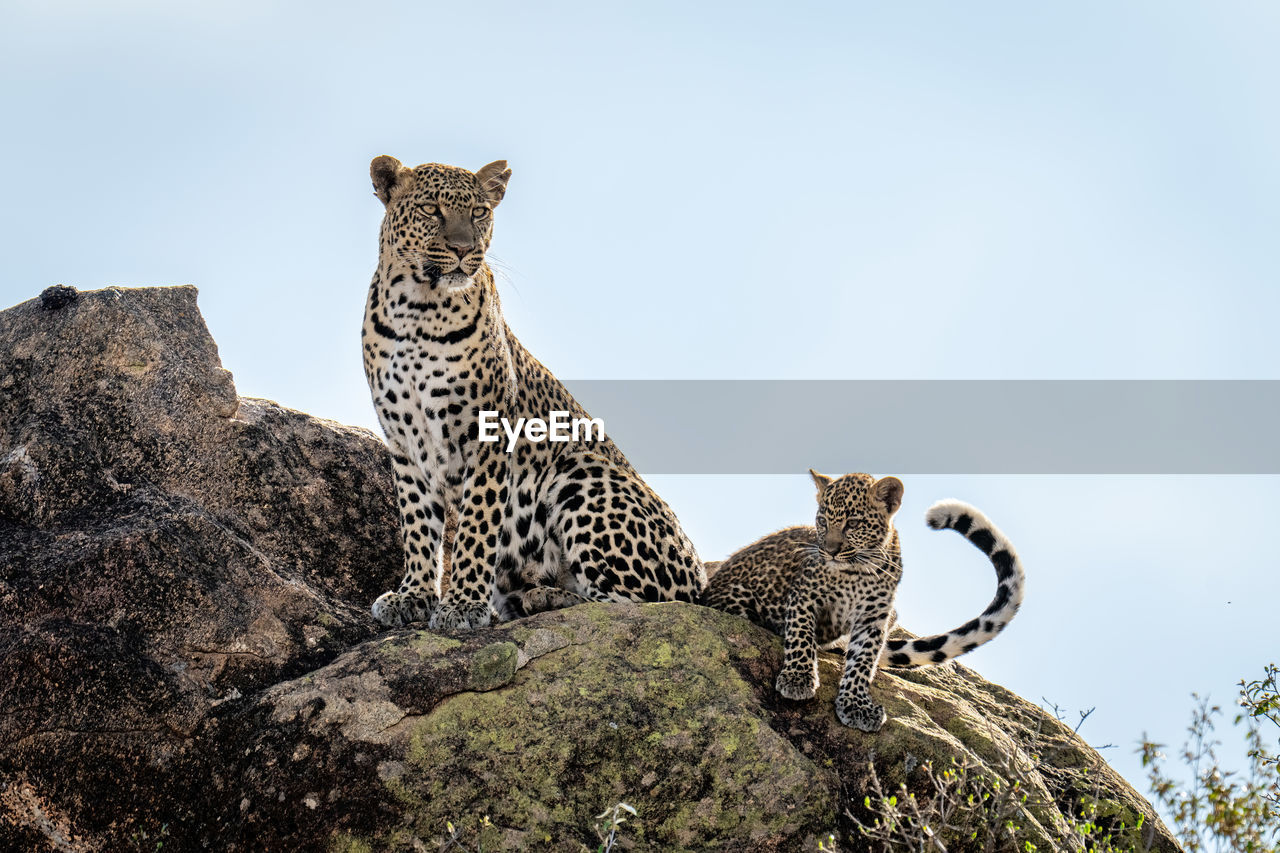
[0,286,1177,851]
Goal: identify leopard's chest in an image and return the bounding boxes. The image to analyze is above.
[812,571,896,646]
[364,275,506,470]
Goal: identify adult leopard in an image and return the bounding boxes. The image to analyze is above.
[363,156,706,629]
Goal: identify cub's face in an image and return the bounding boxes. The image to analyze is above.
[370,156,512,292]
[809,471,904,563]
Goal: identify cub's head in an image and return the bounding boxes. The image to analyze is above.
[808,470,903,563]
[370,156,512,292]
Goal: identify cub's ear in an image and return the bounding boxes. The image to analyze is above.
[872,476,905,516]
[371,155,412,206]
[809,469,834,496]
[475,159,512,207]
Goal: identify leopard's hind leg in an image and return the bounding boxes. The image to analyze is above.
[548,464,704,605]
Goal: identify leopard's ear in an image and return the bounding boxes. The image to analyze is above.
[475,160,512,207]
[371,155,413,206]
[809,469,834,496]
[872,476,904,516]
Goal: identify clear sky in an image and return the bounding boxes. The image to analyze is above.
[3,0,1277,799]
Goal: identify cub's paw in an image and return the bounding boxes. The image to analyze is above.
[836,696,887,732]
[429,597,497,631]
[775,668,819,701]
[371,591,438,627]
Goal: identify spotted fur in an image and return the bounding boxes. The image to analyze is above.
[700,471,1024,731]
[362,157,706,630]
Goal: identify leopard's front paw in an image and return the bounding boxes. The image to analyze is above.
[429,597,497,631]
[836,696,886,732]
[775,668,819,701]
[371,590,437,627]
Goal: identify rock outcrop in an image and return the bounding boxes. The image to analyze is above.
[0,286,1177,851]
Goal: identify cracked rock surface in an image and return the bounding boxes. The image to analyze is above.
[0,286,1178,851]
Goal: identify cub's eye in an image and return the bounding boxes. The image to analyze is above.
[418,203,440,217]
[472,206,490,220]
[844,517,864,534]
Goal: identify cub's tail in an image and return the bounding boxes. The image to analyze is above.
[880,499,1025,669]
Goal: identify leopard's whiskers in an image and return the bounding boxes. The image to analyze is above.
[796,542,831,561]
[837,547,901,576]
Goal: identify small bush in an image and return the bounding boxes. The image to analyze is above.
[853,664,1280,852]
[1140,664,1279,853]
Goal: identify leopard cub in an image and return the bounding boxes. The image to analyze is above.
[700,471,1025,732]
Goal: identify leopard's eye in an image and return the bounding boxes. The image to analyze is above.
[472,206,490,220]
[844,516,864,534]
[418,202,440,217]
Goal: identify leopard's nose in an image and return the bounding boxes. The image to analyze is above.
[448,242,473,259]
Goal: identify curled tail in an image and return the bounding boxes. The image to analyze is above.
[880,499,1025,669]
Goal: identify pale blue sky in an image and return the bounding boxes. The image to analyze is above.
[3,1,1277,798]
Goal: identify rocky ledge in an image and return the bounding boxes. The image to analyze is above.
[0,286,1177,851]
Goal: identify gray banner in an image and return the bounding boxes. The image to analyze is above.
[560,380,1280,474]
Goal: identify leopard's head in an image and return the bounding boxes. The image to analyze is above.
[808,470,903,565]
[370,156,512,292]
